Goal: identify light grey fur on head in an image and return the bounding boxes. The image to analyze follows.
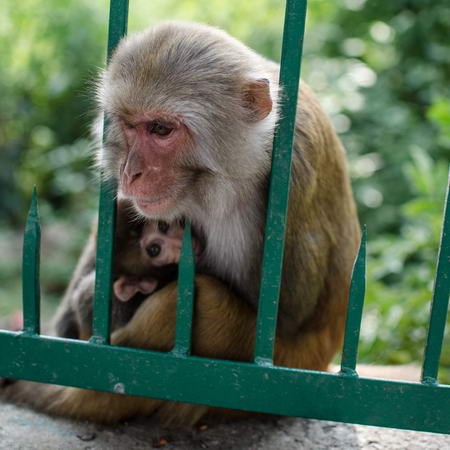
[97,21,279,183]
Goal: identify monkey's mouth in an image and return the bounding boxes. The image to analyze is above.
[137,196,170,204]
[134,196,174,216]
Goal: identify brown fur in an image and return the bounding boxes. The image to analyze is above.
[52,199,180,339]
[2,22,360,425]
[4,276,343,424]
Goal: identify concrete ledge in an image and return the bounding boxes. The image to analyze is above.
[0,400,449,450]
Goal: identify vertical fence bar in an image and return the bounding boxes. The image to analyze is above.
[172,222,196,356]
[254,0,308,365]
[22,187,41,335]
[91,0,129,345]
[421,172,450,383]
[340,226,367,375]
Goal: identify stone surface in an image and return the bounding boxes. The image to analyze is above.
[0,401,449,450]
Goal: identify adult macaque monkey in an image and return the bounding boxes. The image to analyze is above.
[3,22,360,425]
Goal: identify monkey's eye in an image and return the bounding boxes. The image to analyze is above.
[158,221,170,233]
[147,121,173,137]
[147,243,161,258]
[123,120,135,129]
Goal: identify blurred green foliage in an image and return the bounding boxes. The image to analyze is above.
[0,0,448,376]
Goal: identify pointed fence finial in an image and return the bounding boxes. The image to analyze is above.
[421,170,450,384]
[340,225,367,375]
[22,186,41,335]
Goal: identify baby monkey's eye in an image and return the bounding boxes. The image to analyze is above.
[147,243,161,258]
[158,221,170,233]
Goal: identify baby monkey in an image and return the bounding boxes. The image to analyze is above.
[55,200,199,340]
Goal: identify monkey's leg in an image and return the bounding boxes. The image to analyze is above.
[1,277,231,424]
[110,275,344,424]
[1,280,180,423]
[2,275,342,425]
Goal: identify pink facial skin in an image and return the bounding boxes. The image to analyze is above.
[119,114,192,216]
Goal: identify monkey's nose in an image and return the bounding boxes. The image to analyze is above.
[129,171,143,184]
[123,150,145,185]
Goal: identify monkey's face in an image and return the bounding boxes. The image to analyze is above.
[140,219,202,267]
[118,114,193,218]
[141,220,183,267]
[98,22,277,221]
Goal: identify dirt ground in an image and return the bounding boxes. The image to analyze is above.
[1,398,449,450]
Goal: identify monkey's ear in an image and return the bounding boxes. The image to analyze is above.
[242,78,273,122]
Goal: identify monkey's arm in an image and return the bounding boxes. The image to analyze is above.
[275,82,360,336]
[2,276,337,425]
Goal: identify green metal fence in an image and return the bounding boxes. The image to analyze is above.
[1,0,449,435]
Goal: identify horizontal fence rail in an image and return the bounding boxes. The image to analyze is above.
[0,0,449,437]
[0,332,449,434]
